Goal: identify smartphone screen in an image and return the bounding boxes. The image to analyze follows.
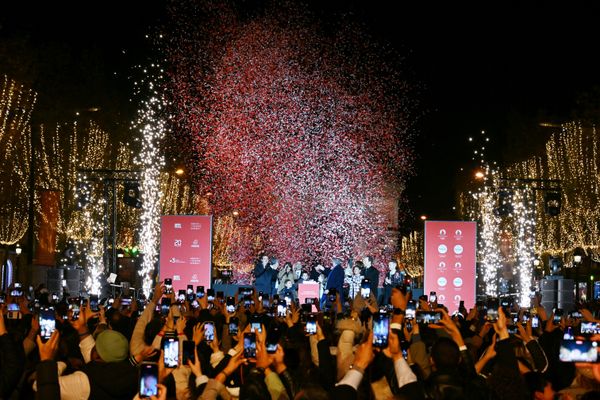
[429,291,437,303]
[206,288,215,302]
[89,294,99,312]
[162,337,179,368]
[39,308,56,341]
[160,298,171,316]
[121,297,132,307]
[204,322,215,342]
[139,362,159,398]
[485,308,499,322]
[305,315,317,335]
[559,339,599,362]
[416,311,442,324]
[187,285,194,294]
[182,340,195,365]
[277,302,287,318]
[563,326,575,340]
[244,332,257,359]
[582,321,600,335]
[361,279,371,299]
[328,288,337,303]
[226,296,235,313]
[229,317,239,335]
[266,327,281,354]
[177,290,186,303]
[373,312,390,348]
[250,314,262,333]
[531,315,540,328]
[553,309,563,325]
[164,279,173,294]
[406,300,416,320]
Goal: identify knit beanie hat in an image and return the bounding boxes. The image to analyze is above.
[95,330,129,363]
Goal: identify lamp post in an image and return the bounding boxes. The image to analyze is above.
[574,253,583,302]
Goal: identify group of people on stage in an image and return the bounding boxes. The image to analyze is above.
[252,254,409,305]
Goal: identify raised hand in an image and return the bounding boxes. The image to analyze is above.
[37,330,60,361]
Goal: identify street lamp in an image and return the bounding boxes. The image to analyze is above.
[15,245,22,255]
[574,254,582,264]
[420,215,427,221]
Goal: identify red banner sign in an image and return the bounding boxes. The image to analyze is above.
[424,221,477,313]
[159,215,213,292]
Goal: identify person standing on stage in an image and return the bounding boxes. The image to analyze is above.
[383,260,404,304]
[323,258,345,304]
[362,256,380,302]
[277,262,295,293]
[254,255,276,296]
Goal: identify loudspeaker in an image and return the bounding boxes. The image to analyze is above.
[47,268,64,296]
[64,268,83,295]
[541,277,574,312]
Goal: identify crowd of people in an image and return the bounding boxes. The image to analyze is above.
[2,262,600,399]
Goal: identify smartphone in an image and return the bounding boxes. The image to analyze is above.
[582,321,600,335]
[70,300,81,321]
[207,289,215,302]
[11,282,23,297]
[164,278,173,294]
[243,332,257,359]
[121,297,132,308]
[216,291,224,300]
[305,314,317,335]
[182,340,196,365]
[429,291,437,304]
[203,321,215,342]
[39,308,56,342]
[139,362,159,398]
[277,301,287,318]
[560,339,599,362]
[531,315,540,329]
[328,288,337,303]
[177,290,186,303]
[304,297,315,305]
[508,325,518,335]
[7,303,20,319]
[226,296,235,313]
[406,300,416,320]
[0,294,5,304]
[196,286,205,298]
[361,279,371,299]
[459,300,465,309]
[416,311,442,324]
[373,312,390,348]
[187,285,194,294]
[570,311,583,320]
[229,317,239,335]
[266,327,281,354]
[162,337,179,368]
[563,326,575,340]
[553,308,563,325]
[250,315,262,333]
[160,298,171,316]
[485,308,499,322]
[89,294,99,312]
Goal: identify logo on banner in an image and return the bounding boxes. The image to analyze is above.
[190,223,202,230]
[169,258,185,264]
[437,277,447,287]
[174,239,182,247]
[173,275,181,281]
[438,244,448,254]
[190,257,202,265]
[453,262,462,270]
[439,229,447,238]
[191,239,200,248]
[454,295,461,301]
[190,274,199,283]
[438,294,446,302]
[455,229,462,236]
[453,245,463,255]
[438,262,446,270]
[453,277,463,287]
[174,223,182,229]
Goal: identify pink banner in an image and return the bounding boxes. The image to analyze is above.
[159,215,213,292]
[298,282,320,312]
[424,221,477,313]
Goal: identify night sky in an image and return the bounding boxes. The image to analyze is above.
[2,1,600,231]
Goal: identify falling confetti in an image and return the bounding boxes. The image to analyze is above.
[164,2,416,276]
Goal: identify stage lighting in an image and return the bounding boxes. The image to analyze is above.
[544,191,561,216]
[75,181,91,210]
[123,182,142,208]
[494,189,513,217]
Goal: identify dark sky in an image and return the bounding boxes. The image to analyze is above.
[2,1,600,231]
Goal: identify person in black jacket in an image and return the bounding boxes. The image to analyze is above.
[0,307,25,399]
[254,255,277,296]
[362,256,380,302]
